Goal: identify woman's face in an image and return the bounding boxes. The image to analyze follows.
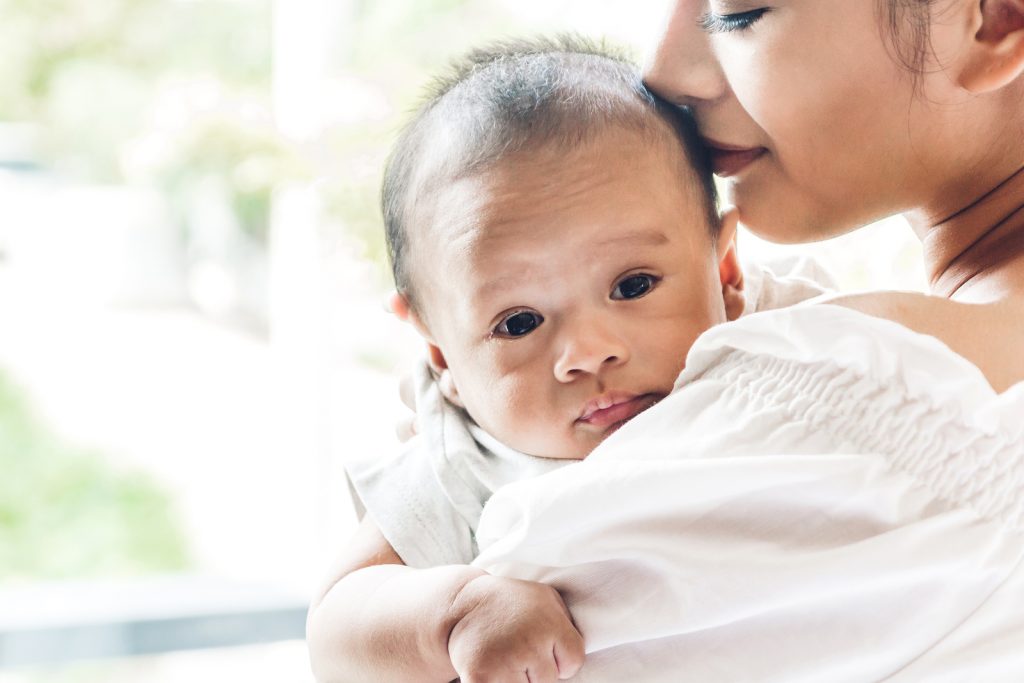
[644,0,976,242]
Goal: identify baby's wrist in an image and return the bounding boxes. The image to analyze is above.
[415,565,489,668]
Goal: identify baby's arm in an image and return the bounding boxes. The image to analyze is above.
[306,516,473,681]
[306,516,585,683]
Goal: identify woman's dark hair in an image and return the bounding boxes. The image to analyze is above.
[880,0,936,78]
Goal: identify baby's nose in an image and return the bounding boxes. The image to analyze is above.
[553,321,630,382]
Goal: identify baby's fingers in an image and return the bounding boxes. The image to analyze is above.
[395,413,417,442]
[394,372,418,442]
[526,653,560,683]
[553,628,586,680]
[399,371,416,411]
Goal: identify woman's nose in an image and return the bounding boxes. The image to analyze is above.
[553,320,631,383]
[643,2,727,105]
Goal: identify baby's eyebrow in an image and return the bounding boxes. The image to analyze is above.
[474,231,671,301]
[476,272,530,301]
[594,231,670,249]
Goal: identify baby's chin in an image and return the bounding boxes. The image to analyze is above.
[503,423,631,462]
[523,442,593,462]
[496,431,595,462]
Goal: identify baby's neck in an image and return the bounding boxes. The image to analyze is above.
[910,164,1024,304]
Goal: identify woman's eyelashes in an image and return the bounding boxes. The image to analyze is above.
[492,310,544,338]
[612,273,659,300]
[699,7,770,33]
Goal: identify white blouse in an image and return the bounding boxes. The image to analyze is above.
[347,258,835,568]
[474,304,1024,682]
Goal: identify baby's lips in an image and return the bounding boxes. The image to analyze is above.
[577,390,641,422]
[576,392,665,430]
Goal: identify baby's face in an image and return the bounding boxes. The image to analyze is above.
[410,126,738,459]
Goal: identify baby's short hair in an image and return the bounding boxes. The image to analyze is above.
[382,34,718,308]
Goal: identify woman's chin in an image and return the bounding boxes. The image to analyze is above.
[729,197,819,245]
[729,184,865,245]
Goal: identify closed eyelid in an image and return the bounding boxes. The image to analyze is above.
[700,6,770,32]
[707,0,761,13]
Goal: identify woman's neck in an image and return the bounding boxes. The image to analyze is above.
[909,163,1024,303]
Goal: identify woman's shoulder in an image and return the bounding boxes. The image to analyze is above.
[821,291,1024,394]
[677,299,1023,432]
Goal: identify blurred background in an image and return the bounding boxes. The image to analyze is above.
[0,0,925,680]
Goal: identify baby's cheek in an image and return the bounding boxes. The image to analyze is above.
[462,373,530,430]
[488,384,569,455]
[652,311,710,352]
[492,380,549,432]
[454,348,577,457]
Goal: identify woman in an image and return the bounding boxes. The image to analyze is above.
[645,0,1024,324]
[468,1,1024,680]
[310,2,1024,681]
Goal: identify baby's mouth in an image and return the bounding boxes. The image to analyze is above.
[577,392,661,430]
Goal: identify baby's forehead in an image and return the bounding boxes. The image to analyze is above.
[408,133,714,302]
[395,123,716,323]
[424,125,708,231]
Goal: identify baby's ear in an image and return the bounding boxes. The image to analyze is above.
[716,207,745,321]
[387,290,413,322]
[389,290,434,340]
[389,290,465,407]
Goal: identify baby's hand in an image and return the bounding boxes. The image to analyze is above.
[396,370,418,442]
[448,574,585,683]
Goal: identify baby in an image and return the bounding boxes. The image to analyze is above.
[307,36,831,683]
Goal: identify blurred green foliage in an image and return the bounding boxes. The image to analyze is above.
[321,0,537,286]
[0,371,190,580]
[157,114,307,242]
[0,0,294,254]
[0,0,273,180]
[0,0,545,276]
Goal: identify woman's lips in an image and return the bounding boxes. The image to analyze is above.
[577,393,659,430]
[705,140,767,178]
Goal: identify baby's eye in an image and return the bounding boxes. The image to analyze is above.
[612,274,658,300]
[493,310,544,338]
